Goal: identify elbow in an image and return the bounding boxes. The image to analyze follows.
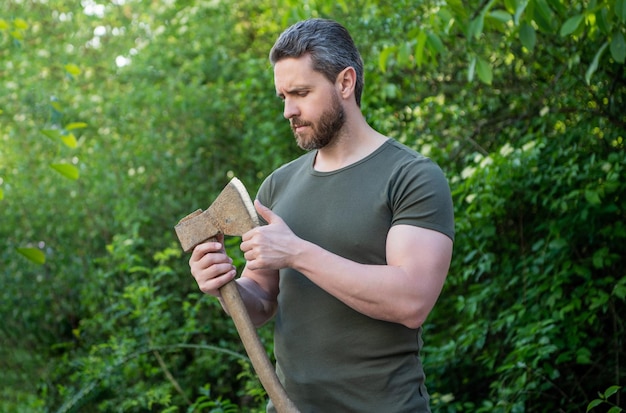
[252,302,278,328]
[399,303,432,330]
[402,314,427,330]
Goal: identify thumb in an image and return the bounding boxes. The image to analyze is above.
[254,199,280,224]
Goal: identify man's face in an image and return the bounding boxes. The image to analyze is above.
[274,55,345,150]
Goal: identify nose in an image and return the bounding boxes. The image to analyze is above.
[283,98,299,119]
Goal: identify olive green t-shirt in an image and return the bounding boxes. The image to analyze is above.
[257,139,454,413]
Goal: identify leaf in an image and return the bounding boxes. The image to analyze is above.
[415,30,427,67]
[586,399,602,412]
[532,0,556,32]
[616,0,626,23]
[596,8,611,34]
[585,189,602,205]
[560,14,584,37]
[604,385,621,398]
[520,22,536,51]
[65,63,81,76]
[16,247,46,265]
[468,14,485,39]
[468,55,477,82]
[585,41,609,84]
[13,18,29,30]
[610,32,626,63]
[378,46,394,73]
[0,187,3,201]
[476,57,493,84]
[50,100,63,112]
[41,128,61,140]
[514,0,529,25]
[50,163,79,180]
[61,133,78,148]
[65,122,88,130]
[490,10,512,23]
[426,31,445,55]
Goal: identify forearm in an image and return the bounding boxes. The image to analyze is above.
[288,227,453,329]
[292,243,423,327]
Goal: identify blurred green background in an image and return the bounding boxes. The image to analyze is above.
[1,0,624,411]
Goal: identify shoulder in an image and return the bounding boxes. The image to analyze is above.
[256,151,314,202]
[377,139,448,188]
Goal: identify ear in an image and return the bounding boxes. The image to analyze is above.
[336,66,357,100]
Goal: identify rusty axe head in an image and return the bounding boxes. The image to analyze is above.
[175,177,259,252]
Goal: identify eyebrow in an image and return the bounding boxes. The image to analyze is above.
[276,86,310,98]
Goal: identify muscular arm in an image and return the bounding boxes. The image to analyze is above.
[243,201,453,329]
[291,225,452,329]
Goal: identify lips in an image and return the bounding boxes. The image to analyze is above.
[290,118,310,129]
[291,123,310,134]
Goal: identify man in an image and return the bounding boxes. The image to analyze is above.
[190,18,454,413]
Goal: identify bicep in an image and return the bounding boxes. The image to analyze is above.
[387,225,453,306]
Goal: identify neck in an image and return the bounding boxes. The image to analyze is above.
[313,114,387,172]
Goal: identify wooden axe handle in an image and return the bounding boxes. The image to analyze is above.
[219,278,300,413]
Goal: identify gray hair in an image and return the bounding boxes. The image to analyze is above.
[269,19,364,107]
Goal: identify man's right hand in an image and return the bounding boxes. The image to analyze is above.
[189,234,237,297]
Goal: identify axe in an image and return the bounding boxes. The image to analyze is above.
[175,177,299,413]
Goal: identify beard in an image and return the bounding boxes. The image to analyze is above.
[291,92,345,151]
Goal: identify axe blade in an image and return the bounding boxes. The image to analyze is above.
[208,177,259,236]
[174,177,259,253]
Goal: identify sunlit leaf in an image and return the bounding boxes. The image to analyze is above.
[560,14,584,37]
[415,30,427,67]
[65,122,88,130]
[61,133,78,148]
[378,46,393,73]
[10,30,24,40]
[610,32,626,63]
[13,18,29,30]
[0,188,3,201]
[0,19,9,30]
[50,163,79,180]
[65,63,81,76]
[585,41,608,84]
[16,247,45,265]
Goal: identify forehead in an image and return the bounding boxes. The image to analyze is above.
[273,55,329,92]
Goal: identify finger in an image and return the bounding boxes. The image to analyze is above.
[190,241,224,261]
[197,268,237,295]
[254,199,280,224]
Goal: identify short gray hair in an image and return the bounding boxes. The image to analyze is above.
[269,19,364,107]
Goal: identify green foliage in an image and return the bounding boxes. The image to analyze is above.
[1,0,624,412]
[587,386,624,413]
